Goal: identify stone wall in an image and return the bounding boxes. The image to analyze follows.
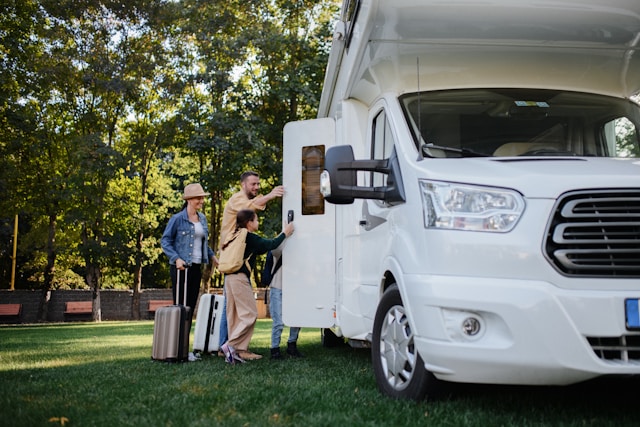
[0,288,270,324]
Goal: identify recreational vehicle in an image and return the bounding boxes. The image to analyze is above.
[282,0,640,400]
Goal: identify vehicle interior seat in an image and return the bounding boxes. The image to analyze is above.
[493,142,561,156]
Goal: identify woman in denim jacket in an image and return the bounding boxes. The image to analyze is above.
[161,183,218,314]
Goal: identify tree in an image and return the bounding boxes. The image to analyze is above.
[37,1,167,319]
[171,0,338,286]
[0,0,88,319]
[0,0,338,299]
[232,0,338,280]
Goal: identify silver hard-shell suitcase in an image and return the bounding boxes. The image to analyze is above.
[151,268,191,362]
[193,294,225,354]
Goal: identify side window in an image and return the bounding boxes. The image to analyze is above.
[301,145,325,215]
[371,110,395,187]
[603,117,640,157]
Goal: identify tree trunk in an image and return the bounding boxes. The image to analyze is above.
[132,259,142,320]
[85,263,102,322]
[132,152,151,320]
[131,204,145,320]
[38,213,57,322]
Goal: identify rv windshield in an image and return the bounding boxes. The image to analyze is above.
[399,89,640,158]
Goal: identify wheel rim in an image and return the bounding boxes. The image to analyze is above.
[378,304,417,391]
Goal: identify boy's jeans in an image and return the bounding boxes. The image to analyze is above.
[269,287,300,348]
[218,287,228,348]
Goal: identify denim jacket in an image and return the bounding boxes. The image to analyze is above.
[161,209,215,266]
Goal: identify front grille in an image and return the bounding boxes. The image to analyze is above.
[545,190,640,277]
[587,335,640,362]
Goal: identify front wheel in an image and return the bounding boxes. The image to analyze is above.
[371,284,442,401]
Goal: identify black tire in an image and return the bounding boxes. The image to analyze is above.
[371,284,441,401]
[321,327,345,348]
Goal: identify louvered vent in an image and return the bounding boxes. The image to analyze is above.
[545,190,640,277]
[587,336,640,362]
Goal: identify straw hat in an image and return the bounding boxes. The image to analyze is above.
[182,183,210,200]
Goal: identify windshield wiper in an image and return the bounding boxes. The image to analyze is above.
[423,143,490,158]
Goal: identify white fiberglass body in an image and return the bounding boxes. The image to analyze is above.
[283,0,640,398]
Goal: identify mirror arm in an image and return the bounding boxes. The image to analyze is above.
[334,159,395,200]
[336,159,389,174]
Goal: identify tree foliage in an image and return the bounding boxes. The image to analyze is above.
[0,0,339,310]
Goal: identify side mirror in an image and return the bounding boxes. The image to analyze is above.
[320,145,405,205]
[320,145,357,204]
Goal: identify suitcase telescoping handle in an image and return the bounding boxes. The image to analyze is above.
[176,267,188,306]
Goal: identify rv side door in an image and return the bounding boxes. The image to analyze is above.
[282,118,336,328]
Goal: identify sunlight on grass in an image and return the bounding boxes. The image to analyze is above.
[0,321,154,371]
[0,320,310,371]
[1,320,638,427]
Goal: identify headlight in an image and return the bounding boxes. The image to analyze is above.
[420,180,525,232]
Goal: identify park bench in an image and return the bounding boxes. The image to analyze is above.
[0,303,22,322]
[148,299,172,317]
[64,301,92,319]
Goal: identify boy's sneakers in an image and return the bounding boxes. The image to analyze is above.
[286,342,304,358]
[188,352,201,362]
[270,347,283,360]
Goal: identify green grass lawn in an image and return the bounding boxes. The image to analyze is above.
[1,319,639,427]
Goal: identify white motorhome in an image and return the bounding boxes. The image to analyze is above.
[282,0,640,400]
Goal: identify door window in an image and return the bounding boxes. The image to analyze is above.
[371,110,395,187]
[301,145,325,215]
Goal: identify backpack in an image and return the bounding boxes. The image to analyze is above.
[218,228,251,274]
[261,251,283,287]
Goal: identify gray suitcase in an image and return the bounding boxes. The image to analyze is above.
[151,269,191,362]
[193,294,225,354]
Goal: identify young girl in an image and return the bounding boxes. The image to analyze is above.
[221,209,294,364]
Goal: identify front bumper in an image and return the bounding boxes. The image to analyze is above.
[403,274,640,385]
